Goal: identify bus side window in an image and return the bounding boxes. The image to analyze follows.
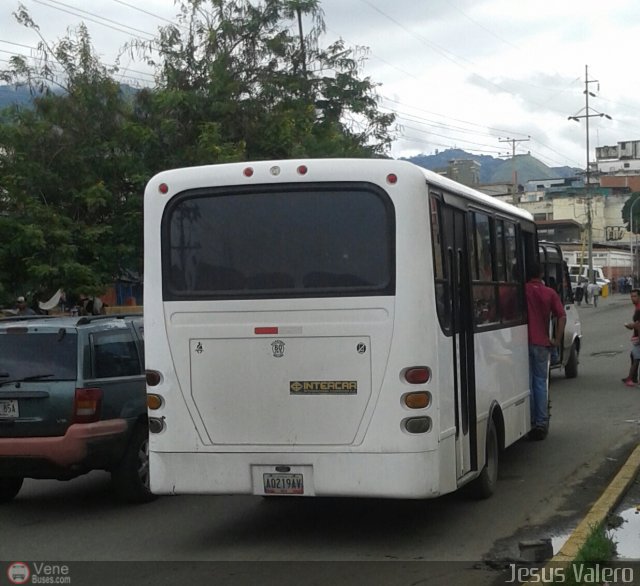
[429,195,452,333]
[471,212,499,326]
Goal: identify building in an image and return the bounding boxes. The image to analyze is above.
[486,142,640,280]
[436,159,481,186]
[596,140,640,192]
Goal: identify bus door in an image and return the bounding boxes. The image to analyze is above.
[443,205,477,479]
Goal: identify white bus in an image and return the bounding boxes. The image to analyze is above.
[144,158,538,499]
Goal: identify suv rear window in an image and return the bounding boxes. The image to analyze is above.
[0,331,78,380]
[162,184,395,299]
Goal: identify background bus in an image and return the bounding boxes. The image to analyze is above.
[144,158,538,500]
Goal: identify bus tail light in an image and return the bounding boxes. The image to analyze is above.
[404,417,432,434]
[404,367,431,384]
[404,392,431,409]
[149,417,165,434]
[73,388,102,423]
[147,394,163,410]
[146,370,162,386]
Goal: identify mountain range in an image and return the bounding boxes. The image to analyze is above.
[403,149,581,185]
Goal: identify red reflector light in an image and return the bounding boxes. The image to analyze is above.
[146,370,161,386]
[158,183,169,194]
[73,387,102,423]
[255,327,279,335]
[243,167,254,177]
[297,165,308,175]
[404,367,431,384]
[386,173,398,184]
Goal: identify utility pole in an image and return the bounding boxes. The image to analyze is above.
[295,6,307,79]
[498,136,530,205]
[568,65,612,284]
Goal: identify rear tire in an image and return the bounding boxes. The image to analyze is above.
[112,425,157,504]
[565,344,578,379]
[465,419,498,499]
[0,477,23,503]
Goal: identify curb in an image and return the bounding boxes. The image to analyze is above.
[553,442,640,562]
[520,443,640,584]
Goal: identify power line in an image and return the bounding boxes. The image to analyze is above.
[31,0,156,40]
[111,0,180,27]
[0,47,155,87]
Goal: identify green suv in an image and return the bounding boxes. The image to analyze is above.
[0,313,153,503]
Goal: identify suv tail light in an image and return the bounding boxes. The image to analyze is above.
[73,387,103,423]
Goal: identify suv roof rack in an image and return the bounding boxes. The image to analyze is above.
[75,313,142,326]
[0,314,56,323]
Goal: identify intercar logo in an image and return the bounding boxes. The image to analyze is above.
[290,381,358,394]
[7,562,30,584]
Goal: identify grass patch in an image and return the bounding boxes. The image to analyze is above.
[557,522,618,585]
[574,520,617,563]
[537,521,618,586]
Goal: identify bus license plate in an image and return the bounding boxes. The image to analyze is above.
[263,473,304,495]
[0,400,19,418]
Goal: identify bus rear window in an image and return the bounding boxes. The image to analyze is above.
[162,184,395,299]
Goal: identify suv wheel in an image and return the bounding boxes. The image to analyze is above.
[0,477,24,503]
[111,425,156,503]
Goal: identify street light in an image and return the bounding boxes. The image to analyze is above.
[567,65,612,284]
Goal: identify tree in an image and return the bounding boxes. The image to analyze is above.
[621,192,640,233]
[129,0,395,162]
[0,12,144,303]
[0,1,395,305]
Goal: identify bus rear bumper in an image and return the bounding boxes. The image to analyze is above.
[149,450,450,499]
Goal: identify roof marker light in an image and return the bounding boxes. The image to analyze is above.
[270,166,281,176]
[297,165,308,175]
[159,183,169,194]
[386,173,398,185]
[243,167,254,177]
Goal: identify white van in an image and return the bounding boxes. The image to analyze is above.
[540,242,582,378]
[568,264,610,285]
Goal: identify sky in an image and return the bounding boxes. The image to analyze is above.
[1,0,639,170]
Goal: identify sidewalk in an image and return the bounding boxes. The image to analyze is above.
[552,443,640,562]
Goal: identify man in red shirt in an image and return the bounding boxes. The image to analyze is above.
[526,262,566,440]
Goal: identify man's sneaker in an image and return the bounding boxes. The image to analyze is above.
[625,379,637,387]
[528,427,548,441]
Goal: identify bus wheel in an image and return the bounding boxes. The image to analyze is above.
[564,344,578,379]
[112,425,157,504]
[0,477,23,503]
[466,419,498,499]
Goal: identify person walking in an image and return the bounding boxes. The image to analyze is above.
[526,262,566,440]
[582,277,592,304]
[622,288,640,387]
[587,281,600,307]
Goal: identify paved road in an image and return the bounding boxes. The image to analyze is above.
[1,293,639,585]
